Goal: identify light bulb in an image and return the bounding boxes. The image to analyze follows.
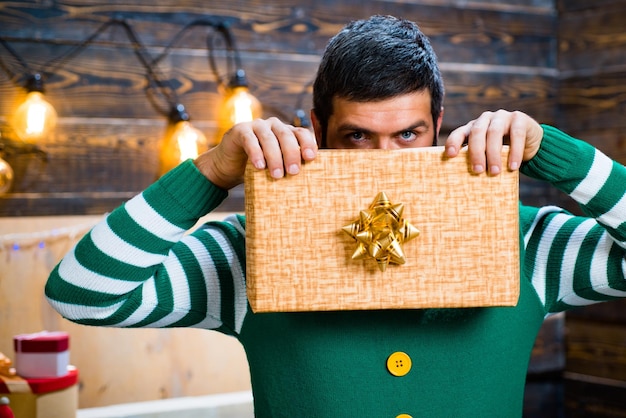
[217,85,262,144]
[173,121,206,160]
[12,91,58,143]
[230,86,261,124]
[159,120,208,176]
[0,156,14,195]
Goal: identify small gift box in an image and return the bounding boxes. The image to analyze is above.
[13,332,69,379]
[244,147,520,312]
[0,366,78,418]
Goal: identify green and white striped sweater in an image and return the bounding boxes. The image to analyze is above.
[46,125,626,417]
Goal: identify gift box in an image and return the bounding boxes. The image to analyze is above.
[244,147,520,312]
[13,332,69,379]
[0,366,78,418]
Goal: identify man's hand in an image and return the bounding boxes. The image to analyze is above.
[444,110,544,175]
[194,117,318,190]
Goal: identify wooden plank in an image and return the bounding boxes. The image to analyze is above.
[567,299,626,324]
[558,0,626,13]
[558,71,626,134]
[0,121,163,194]
[441,69,557,130]
[0,1,556,66]
[559,5,626,72]
[565,318,626,382]
[564,374,626,417]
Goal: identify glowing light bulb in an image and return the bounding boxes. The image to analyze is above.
[222,86,261,126]
[0,156,14,195]
[13,91,58,143]
[216,70,262,144]
[172,121,206,161]
[159,106,208,176]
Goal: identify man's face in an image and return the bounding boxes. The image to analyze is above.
[312,90,442,149]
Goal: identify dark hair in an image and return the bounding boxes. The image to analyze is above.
[312,15,444,146]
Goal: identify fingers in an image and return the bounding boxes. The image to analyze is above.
[445,110,542,175]
[471,111,504,175]
[243,117,318,179]
[507,112,528,171]
[445,121,472,158]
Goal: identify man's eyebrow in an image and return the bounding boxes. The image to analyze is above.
[337,120,430,135]
[390,120,429,136]
[336,123,372,134]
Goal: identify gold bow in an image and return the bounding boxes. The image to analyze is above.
[342,192,420,271]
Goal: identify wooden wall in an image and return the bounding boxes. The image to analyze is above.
[0,0,625,412]
[0,0,559,216]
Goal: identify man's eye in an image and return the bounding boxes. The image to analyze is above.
[400,131,416,141]
[351,132,366,141]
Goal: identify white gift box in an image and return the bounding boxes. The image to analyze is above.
[13,331,70,378]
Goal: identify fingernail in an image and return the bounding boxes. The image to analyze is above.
[509,161,519,170]
[253,159,265,169]
[445,146,455,156]
[473,164,484,173]
[490,165,500,175]
[303,149,315,159]
[287,164,299,175]
[271,168,283,178]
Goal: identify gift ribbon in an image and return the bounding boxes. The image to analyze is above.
[14,331,69,353]
[0,368,78,395]
[0,375,31,394]
[342,192,420,272]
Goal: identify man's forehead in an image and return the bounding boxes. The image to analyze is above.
[330,92,433,129]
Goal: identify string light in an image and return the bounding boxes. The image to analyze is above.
[218,69,262,134]
[209,23,262,143]
[0,17,313,195]
[11,74,58,143]
[159,104,208,175]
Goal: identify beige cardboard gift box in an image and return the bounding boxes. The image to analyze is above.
[244,147,520,313]
[0,367,78,418]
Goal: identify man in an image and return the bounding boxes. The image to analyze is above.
[45,15,626,417]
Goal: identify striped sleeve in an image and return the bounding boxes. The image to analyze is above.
[45,160,249,335]
[520,125,626,313]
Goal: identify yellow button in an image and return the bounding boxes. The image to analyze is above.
[386,351,412,377]
[396,415,413,418]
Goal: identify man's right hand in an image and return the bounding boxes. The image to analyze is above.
[194,117,318,190]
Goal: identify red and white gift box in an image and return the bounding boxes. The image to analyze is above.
[13,332,69,379]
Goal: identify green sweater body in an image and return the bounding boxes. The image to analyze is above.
[240,276,545,417]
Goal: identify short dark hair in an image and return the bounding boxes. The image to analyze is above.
[312,15,444,146]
